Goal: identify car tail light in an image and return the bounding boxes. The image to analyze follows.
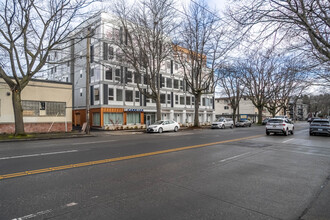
[282,124,286,126]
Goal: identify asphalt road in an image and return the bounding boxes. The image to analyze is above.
[0,122,329,220]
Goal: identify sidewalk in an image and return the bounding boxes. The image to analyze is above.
[0,131,93,142]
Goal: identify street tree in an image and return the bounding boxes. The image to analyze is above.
[112,0,177,121]
[217,64,245,124]
[227,0,330,84]
[175,0,235,127]
[0,0,96,135]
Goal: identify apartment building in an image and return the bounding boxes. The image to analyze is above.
[48,12,215,129]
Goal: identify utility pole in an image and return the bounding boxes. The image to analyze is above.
[85,27,91,134]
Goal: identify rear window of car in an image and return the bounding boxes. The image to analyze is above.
[268,119,284,123]
[311,120,329,125]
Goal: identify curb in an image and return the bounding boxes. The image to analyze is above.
[0,134,94,143]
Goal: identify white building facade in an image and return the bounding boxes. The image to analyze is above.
[48,13,215,129]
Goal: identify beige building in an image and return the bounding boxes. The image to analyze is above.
[0,78,72,134]
[214,97,285,122]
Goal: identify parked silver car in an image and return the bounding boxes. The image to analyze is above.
[211,118,234,129]
[147,120,180,133]
[309,119,330,136]
[235,120,252,127]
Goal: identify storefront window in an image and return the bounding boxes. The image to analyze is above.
[127,112,141,124]
[104,113,123,125]
[92,112,100,126]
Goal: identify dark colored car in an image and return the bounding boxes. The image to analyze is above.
[236,120,252,127]
[262,118,269,125]
[308,117,320,123]
[309,119,330,136]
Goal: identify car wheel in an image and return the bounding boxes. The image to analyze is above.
[158,127,163,133]
[230,124,233,129]
[291,129,294,135]
[222,124,225,129]
[266,130,270,136]
[284,129,288,136]
[309,132,313,136]
[249,124,251,127]
[174,126,178,132]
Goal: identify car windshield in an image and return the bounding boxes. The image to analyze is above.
[239,120,245,122]
[217,119,224,122]
[268,119,283,123]
[311,121,329,125]
[153,120,164,125]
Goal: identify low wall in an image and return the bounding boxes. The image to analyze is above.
[0,122,72,134]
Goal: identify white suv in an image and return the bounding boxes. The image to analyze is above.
[266,118,294,136]
[211,118,234,129]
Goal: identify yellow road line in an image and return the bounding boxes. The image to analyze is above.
[0,135,262,181]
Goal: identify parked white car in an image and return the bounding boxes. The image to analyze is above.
[146,120,180,133]
[266,118,294,136]
[211,118,234,129]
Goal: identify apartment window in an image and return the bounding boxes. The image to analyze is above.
[105,68,112,80]
[94,88,99,101]
[143,75,148,85]
[160,94,166,104]
[126,71,132,83]
[192,97,195,105]
[80,88,83,97]
[125,90,133,102]
[186,96,191,105]
[109,46,114,59]
[224,106,229,110]
[180,96,185,105]
[103,42,108,60]
[115,69,121,82]
[90,45,94,63]
[80,70,82,78]
[116,89,123,101]
[175,95,179,104]
[202,98,206,106]
[167,62,171,71]
[108,88,114,101]
[174,79,179,89]
[90,68,94,77]
[116,48,123,62]
[180,80,183,90]
[167,94,171,104]
[166,78,172,88]
[161,76,165,87]
[135,91,140,103]
[170,60,173,74]
[134,72,141,83]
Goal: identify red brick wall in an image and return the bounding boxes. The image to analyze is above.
[0,123,72,134]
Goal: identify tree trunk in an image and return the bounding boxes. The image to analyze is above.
[194,93,201,127]
[232,107,237,124]
[257,106,263,124]
[12,90,25,135]
[156,97,161,121]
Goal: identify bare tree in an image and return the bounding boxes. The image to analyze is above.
[227,0,330,83]
[175,0,235,127]
[238,49,277,124]
[0,0,96,135]
[112,0,177,121]
[217,64,245,124]
[265,57,310,117]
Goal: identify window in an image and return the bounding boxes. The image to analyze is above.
[92,112,100,126]
[202,98,206,106]
[161,76,165,87]
[143,75,148,85]
[90,45,94,63]
[22,101,39,116]
[127,112,141,124]
[80,88,83,97]
[90,68,94,77]
[116,89,123,101]
[175,95,179,104]
[192,97,195,105]
[103,42,108,60]
[186,96,191,105]
[109,46,114,59]
[134,72,141,83]
[224,106,229,110]
[109,88,114,101]
[174,79,179,89]
[160,94,166,103]
[175,63,178,70]
[115,69,121,82]
[166,78,172,88]
[104,113,123,125]
[180,80,183,90]
[170,60,173,74]
[46,102,66,116]
[125,90,133,102]
[80,70,82,78]
[40,102,45,110]
[126,71,132,83]
[180,96,185,105]
[135,91,140,103]
[167,94,171,104]
[94,88,99,101]
[22,101,66,117]
[105,68,112,80]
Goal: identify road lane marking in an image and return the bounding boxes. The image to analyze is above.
[12,209,52,220]
[71,140,115,145]
[0,150,78,160]
[66,202,78,207]
[220,152,251,162]
[0,135,262,181]
[282,138,295,143]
